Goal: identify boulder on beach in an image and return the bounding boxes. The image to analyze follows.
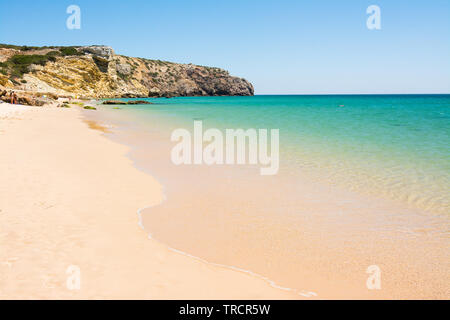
[0,90,50,106]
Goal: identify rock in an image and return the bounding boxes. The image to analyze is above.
[0,92,50,106]
[116,63,132,76]
[28,64,44,72]
[102,100,127,105]
[148,88,161,97]
[1,44,254,98]
[79,46,114,60]
[0,75,10,87]
[125,100,153,105]
[102,100,153,105]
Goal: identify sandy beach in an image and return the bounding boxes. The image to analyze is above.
[1,0,448,306]
[0,102,296,299]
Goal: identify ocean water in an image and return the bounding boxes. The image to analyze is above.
[87,95,450,298]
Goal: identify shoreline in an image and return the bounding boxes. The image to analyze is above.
[84,101,317,297]
[0,102,297,299]
[85,98,449,299]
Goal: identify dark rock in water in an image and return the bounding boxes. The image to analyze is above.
[102,100,127,105]
[125,100,153,105]
[102,100,153,105]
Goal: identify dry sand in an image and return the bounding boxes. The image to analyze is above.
[0,103,296,299]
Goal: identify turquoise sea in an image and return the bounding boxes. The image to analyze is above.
[100,94,449,215]
[88,94,450,298]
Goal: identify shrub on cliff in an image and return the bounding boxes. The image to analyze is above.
[59,47,83,56]
[2,54,53,78]
[10,54,49,66]
[0,44,42,50]
[0,65,7,75]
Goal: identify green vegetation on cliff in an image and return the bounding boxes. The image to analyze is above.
[0,54,53,78]
[0,46,86,79]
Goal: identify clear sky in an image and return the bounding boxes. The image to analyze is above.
[1,0,449,94]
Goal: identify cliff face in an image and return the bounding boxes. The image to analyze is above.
[0,45,254,98]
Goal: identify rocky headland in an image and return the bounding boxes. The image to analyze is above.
[0,44,254,105]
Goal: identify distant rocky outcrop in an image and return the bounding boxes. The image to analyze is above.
[0,44,254,98]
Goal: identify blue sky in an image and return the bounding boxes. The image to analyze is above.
[1,0,449,94]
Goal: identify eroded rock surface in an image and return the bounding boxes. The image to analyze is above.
[0,45,254,98]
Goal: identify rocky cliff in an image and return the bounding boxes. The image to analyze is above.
[0,44,254,98]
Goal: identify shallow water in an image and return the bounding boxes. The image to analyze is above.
[86,95,450,298]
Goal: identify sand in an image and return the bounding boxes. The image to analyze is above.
[0,103,31,119]
[0,103,296,299]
